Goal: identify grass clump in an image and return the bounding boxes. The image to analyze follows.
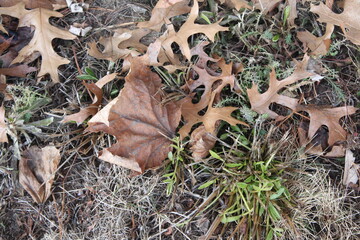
[191,121,295,239]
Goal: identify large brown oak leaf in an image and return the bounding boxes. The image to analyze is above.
[87,60,181,173]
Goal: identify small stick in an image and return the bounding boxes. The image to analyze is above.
[72,45,82,75]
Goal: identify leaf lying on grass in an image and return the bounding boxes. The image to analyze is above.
[19,146,60,203]
[137,0,191,31]
[343,149,359,187]
[62,73,117,124]
[161,0,228,61]
[62,82,102,124]
[247,55,314,120]
[219,0,251,11]
[310,1,360,45]
[179,92,248,139]
[87,59,181,173]
[0,0,66,10]
[87,29,150,62]
[0,3,76,82]
[189,125,217,162]
[297,24,334,56]
[297,105,357,157]
[0,104,8,143]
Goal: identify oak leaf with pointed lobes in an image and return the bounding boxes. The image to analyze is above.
[190,41,219,70]
[0,3,76,83]
[161,0,228,62]
[218,0,251,11]
[0,0,66,10]
[0,104,7,143]
[19,146,60,203]
[179,92,248,139]
[138,0,191,31]
[297,24,334,56]
[310,1,360,45]
[88,28,150,62]
[297,104,357,149]
[87,60,181,173]
[185,58,237,109]
[247,55,314,120]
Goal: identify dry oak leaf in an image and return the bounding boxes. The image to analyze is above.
[0,104,8,143]
[296,105,357,147]
[0,3,76,83]
[87,60,181,173]
[247,55,314,120]
[189,125,217,161]
[161,0,228,61]
[138,0,191,32]
[297,24,334,56]
[0,0,66,10]
[218,0,251,11]
[179,92,248,139]
[190,41,219,70]
[19,146,60,203]
[62,82,103,124]
[252,0,282,14]
[298,121,346,157]
[287,0,298,26]
[185,58,237,109]
[88,29,150,62]
[310,0,360,45]
[62,73,117,124]
[343,149,359,186]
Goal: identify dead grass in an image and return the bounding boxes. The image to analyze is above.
[0,0,359,239]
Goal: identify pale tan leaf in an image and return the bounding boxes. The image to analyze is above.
[252,0,281,14]
[0,3,76,82]
[310,1,360,45]
[88,29,150,62]
[99,149,142,173]
[296,105,357,146]
[0,0,66,9]
[189,125,216,161]
[343,149,359,186]
[219,0,251,11]
[95,73,117,88]
[0,104,8,143]
[138,0,191,31]
[297,24,334,56]
[161,0,228,61]
[19,146,60,203]
[247,55,314,119]
[62,82,102,124]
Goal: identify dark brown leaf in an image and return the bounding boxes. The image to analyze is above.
[87,59,181,173]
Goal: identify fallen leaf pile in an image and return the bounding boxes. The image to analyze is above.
[0,0,358,203]
[247,56,357,157]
